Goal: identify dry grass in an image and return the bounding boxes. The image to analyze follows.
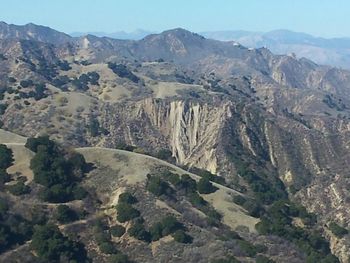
[77,147,259,232]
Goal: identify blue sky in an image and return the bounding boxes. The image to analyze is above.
[0,0,349,37]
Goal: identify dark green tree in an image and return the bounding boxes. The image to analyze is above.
[197,177,217,194]
[0,144,13,169]
[54,205,78,224]
[31,224,87,261]
[116,203,140,223]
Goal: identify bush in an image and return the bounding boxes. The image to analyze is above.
[20,80,33,88]
[95,231,111,245]
[155,149,173,160]
[149,215,184,241]
[149,222,163,241]
[0,144,13,169]
[161,171,180,186]
[188,192,207,207]
[232,195,246,206]
[25,136,56,153]
[177,174,197,193]
[197,177,217,194]
[55,205,78,224]
[72,185,88,200]
[27,137,88,203]
[0,198,8,216]
[110,225,126,237]
[237,239,258,257]
[146,174,171,196]
[116,203,140,223]
[31,224,87,261]
[108,253,130,263]
[0,169,11,184]
[172,230,192,243]
[256,255,275,263]
[57,60,72,71]
[0,103,7,115]
[160,215,184,236]
[329,222,348,238]
[128,222,151,242]
[99,242,117,254]
[8,77,16,83]
[107,63,139,83]
[7,181,30,196]
[118,192,137,204]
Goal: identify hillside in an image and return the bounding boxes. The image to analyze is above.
[0,22,350,262]
[0,130,307,262]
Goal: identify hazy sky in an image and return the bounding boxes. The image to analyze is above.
[0,0,349,37]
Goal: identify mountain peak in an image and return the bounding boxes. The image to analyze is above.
[160,28,205,39]
[0,21,72,44]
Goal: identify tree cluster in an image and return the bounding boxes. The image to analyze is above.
[107,63,139,83]
[26,136,88,203]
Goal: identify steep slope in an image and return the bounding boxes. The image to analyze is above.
[0,131,306,262]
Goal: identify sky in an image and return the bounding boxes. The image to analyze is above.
[0,0,349,38]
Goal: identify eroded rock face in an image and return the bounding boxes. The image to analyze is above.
[92,96,350,261]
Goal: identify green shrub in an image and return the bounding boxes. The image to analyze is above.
[162,171,180,186]
[177,174,197,193]
[116,203,140,223]
[108,253,130,263]
[155,149,173,160]
[329,222,348,238]
[232,195,246,206]
[118,192,137,204]
[149,215,184,241]
[7,181,30,196]
[110,225,126,237]
[89,117,100,137]
[128,222,150,242]
[146,174,171,196]
[31,224,87,261]
[160,215,184,236]
[256,255,275,263]
[99,242,117,254]
[27,137,88,203]
[0,104,7,115]
[188,192,207,207]
[0,198,8,216]
[172,230,192,243]
[0,169,11,184]
[237,239,258,257]
[54,205,78,224]
[107,63,139,83]
[0,144,13,169]
[95,231,111,245]
[197,177,217,194]
[149,222,163,241]
[72,186,88,200]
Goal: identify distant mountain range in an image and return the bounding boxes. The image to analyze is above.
[70,29,155,40]
[70,28,350,69]
[201,30,350,69]
[1,21,349,69]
